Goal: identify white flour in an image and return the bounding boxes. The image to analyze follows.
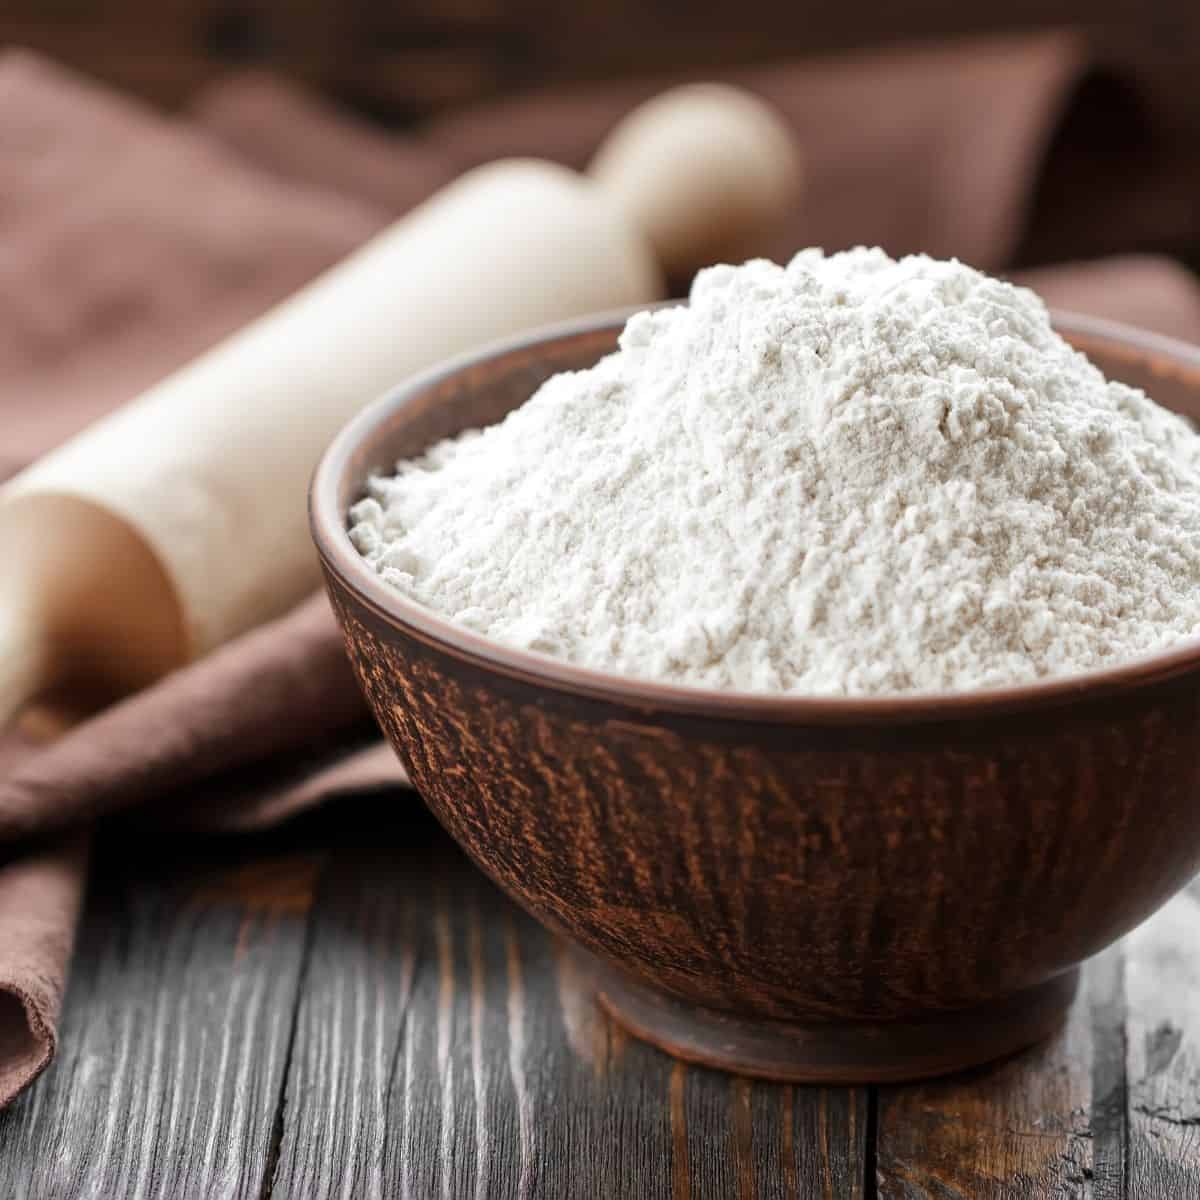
[350,248,1200,695]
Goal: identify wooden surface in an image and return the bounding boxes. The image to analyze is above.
[0,793,1196,1199]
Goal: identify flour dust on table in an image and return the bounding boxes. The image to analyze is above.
[350,248,1200,696]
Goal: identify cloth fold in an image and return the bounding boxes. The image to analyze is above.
[2,33,1200,1108]
[0,595,378,844]
[0,49,388,475]
[0,838,88,1101]
[421,34,1090,280]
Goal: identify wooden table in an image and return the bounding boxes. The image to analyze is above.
[1,792,1197,1199]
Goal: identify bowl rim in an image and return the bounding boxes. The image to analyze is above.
[311,305,1200,726]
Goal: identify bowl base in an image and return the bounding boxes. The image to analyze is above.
[593,962,1079,1084]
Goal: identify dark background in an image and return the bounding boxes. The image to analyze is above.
[4,0,1198,125]
[9,0,1200,275]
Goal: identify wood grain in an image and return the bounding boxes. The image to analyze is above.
[269,831,869,1199]
[3,795,1198,1197]
[876,947,1126,1199]
[1124,878,1200,1200]
[0,836,323,1200]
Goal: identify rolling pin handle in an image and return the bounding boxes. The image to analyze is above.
[587,83,803,281]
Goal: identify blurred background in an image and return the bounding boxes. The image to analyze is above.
[2,0,1200,1139]
[3,0,1198,273]
[2,1,1196,119]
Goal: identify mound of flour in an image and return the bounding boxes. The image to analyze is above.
[349,248,1200,695]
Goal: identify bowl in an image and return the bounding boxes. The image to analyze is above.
[311,309,1200,1082]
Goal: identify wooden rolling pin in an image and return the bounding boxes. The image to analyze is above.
[0,83,801,722]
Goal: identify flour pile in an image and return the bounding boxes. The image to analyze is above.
[350,248,1200,695]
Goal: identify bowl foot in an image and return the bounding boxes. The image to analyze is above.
[593,962,1079,1084]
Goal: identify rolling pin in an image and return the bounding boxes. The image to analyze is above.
[0,83,801,723]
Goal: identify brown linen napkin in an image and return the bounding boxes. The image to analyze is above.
[0,49,391,476]
[0,595,379,844]
[0,838,88,1107]
[423,33,1089,281]
[1015,256,1200,345]
[3,37,1200,1110]
[189,34,1091,287]
[0,49,427,1103]
[424,32,1200,282]
[195,34,1200,291]
[191,70,455,216]
[0,594,398,1104]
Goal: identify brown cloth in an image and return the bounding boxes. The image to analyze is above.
[4,33,1200,1108]
[0,53,392,477]
[193,33,1200,288]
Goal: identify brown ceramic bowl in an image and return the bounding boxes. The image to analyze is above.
[312,309,1200,1083]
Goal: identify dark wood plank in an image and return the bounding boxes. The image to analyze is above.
[876,946,1126,1199]
[1125,879,1200,1200]
[0,836,323,1200]
[265,843,431,1199]
[271,829,869,1199]
[11,793,1196,1198]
